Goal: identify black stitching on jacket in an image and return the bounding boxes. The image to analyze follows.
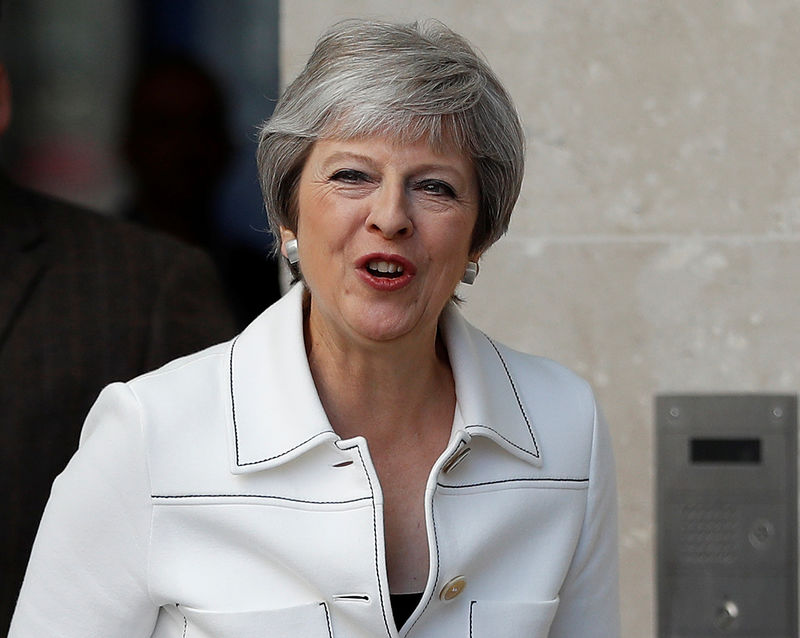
[351,444,393,638]
[151,494,372,505]
[229,336,240,463]
[464,424,539,458]
[437,477,588,489]
[403,488,440,637]
[229,335,330,466]
[482,334,540,457]
[237,432,333,467]
[469,600,476,638]
[320,601,333,638]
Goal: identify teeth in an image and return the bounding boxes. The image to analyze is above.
[368,260,403,274]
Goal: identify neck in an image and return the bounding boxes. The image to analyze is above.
[304,295,455,443]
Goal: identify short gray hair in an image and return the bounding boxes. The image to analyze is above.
[257,19,525,255]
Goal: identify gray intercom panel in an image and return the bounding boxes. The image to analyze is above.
[656,394,797,637]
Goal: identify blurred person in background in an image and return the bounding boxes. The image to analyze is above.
[122,52,281,327]
[0,34,237,634]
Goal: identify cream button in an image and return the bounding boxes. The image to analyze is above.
[439,576,467,601]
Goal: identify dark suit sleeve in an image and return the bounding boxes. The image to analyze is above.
[1,190,238,634]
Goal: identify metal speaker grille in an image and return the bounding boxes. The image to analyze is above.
[678,503,740,565]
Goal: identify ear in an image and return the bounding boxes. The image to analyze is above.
[278,226,297,259]
[0,64,12,136]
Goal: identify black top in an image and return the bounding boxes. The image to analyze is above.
[390,592,424,629]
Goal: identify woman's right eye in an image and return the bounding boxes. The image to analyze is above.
[331,169,369,183]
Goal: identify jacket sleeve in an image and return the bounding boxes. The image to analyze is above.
[548,401,621,638]
[9,383,158,638]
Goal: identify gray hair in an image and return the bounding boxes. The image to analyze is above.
[257,19,525,256]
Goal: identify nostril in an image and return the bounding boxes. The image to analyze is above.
[368,224,411,238]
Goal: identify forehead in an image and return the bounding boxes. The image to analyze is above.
[305,133,474,174]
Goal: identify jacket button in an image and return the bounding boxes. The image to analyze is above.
[439,576,467,601]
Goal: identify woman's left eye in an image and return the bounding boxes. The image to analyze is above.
[418,180,456,198]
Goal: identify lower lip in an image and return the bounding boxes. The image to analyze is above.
[356,268,415,291]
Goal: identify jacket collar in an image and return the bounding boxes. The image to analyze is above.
[227,284,542,474]
[440,303,543,467]
[227,284,338,474]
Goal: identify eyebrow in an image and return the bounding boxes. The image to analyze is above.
[321,151,380,171]
[321,151,468,181]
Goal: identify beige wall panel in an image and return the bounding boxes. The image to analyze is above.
[280,2,800,637]
[465,239,799,391]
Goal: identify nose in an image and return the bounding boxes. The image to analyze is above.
[365,182,413,239]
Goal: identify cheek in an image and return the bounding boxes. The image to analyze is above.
[296,211,357,279]
[298,194,358,243]
[434,218,476,261]
[296,209,332,255]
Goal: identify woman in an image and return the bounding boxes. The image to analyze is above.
[10,19,619,638]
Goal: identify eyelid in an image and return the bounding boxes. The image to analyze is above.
[330,168,371,182]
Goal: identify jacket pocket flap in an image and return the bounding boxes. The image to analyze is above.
[470,598,559,637]
[179,601,332,638]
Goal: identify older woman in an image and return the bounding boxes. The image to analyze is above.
[10,19,619,638]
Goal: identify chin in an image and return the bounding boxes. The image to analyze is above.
[347,310,423,344]
[353,321,414,344]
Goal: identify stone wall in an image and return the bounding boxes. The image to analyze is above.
[279,2,800,635]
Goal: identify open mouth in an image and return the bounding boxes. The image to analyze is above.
[356,254,415,290]
[366,260,405,279]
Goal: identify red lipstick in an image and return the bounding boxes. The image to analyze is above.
[355,253,416,291]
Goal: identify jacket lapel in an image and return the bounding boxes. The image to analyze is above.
[441,303,544,467]
[226,284,337,474]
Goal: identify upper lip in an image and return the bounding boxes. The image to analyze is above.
[355,253,417,276]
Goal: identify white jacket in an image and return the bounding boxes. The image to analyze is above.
[10,284,619,638]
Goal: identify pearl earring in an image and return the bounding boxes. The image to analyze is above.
[461,261,479,285]
[284,238,299,265]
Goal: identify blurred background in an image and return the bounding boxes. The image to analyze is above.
[0,0,281,324]
[3,1,800,637]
